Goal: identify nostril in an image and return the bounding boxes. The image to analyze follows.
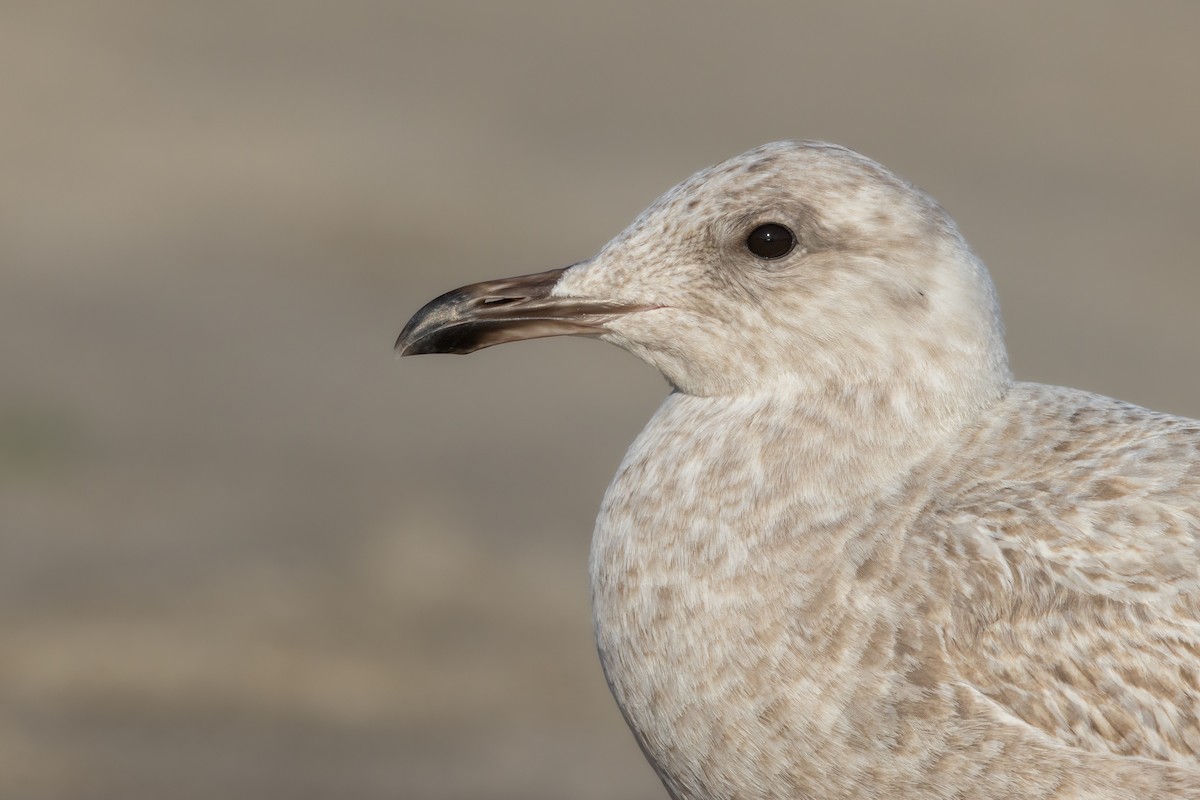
[481,296,525,307]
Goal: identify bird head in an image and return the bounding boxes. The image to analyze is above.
[398,141,1009,412]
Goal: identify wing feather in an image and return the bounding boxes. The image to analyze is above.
[937,385,1200,763]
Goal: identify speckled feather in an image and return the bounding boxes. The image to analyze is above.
[558,143,1200,798]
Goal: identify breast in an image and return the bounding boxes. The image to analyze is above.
[588,392,962,799]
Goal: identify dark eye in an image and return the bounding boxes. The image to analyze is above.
[746,223,795,260]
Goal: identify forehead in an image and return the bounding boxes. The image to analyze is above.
[628,141,913,237]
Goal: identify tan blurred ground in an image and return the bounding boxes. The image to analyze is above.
[1,2,1198,798]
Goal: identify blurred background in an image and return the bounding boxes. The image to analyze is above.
[2,2,1198,798]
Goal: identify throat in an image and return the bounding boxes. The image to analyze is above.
[648,374,1000,494]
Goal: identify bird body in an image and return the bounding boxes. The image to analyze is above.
[593,383,1200,798]
[398,141,1200,797]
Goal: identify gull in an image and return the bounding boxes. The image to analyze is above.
[396,141,1200,799]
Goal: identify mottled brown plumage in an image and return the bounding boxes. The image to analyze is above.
[399,142,1200,798]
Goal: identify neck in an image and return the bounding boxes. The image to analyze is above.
[662,363,1011,496]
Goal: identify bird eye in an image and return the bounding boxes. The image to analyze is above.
[746,223,795,260]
